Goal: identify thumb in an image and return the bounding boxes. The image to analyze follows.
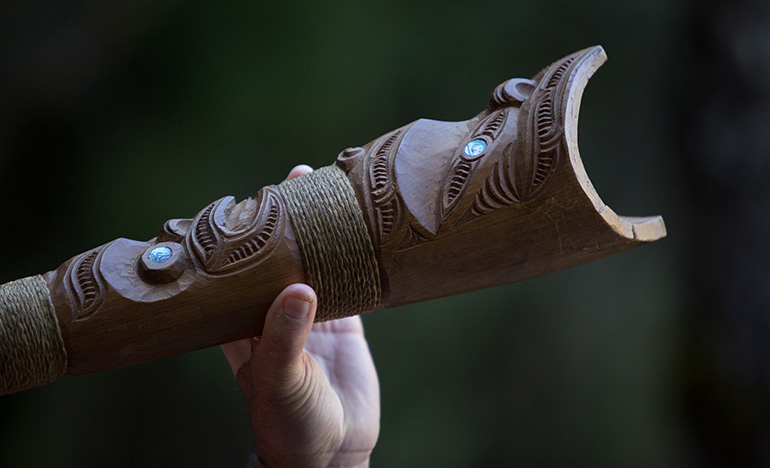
[250,284,317,391]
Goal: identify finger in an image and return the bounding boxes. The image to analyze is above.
[221,339,252,375]
[251,284,317,388]
[286,164,313,181]
[310,314,364,335]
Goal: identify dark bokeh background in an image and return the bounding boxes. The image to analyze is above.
[1,0,769,466]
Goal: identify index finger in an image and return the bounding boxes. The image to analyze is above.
[286,164,313,181]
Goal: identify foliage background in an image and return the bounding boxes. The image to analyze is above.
[1,0,768,466]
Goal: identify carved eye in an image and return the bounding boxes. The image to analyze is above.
[139,242,186,284]
[463,139,487,160]
[147,246,173,263]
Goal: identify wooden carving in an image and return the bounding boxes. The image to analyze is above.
[7,46,665,383]
[335,46,664,306]
[46,185,305,374]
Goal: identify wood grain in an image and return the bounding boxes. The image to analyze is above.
[40,45,665,375]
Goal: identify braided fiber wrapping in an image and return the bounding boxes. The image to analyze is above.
[279,165,382,321]
[0,275,67,395]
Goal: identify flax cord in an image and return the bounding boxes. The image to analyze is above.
[0,275,67,395]
[279,165,382,321]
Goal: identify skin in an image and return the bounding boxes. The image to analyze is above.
[221,165,380,468]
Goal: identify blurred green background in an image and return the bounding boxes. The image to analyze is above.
[1,0,769,466]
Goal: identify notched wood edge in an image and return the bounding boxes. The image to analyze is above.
[564,45,667,243]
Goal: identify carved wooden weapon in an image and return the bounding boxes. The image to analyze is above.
[0,46,666,396]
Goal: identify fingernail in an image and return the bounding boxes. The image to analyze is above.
[283,295,311,320]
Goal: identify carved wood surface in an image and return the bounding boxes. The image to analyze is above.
[46,185,305,374]
[340,46,665,306]
[38,45,664,375]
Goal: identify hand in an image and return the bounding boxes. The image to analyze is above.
[221,165,380,468]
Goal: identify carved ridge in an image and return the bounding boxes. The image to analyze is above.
[459,56,577,224]
[447,161,473,206]
[367,130,405,244]
[370,131,401,204]
[393,225,430,253]
[188,187,285,274]
[193,202,217,263]
[439,109,509,223]
[479,109,507,139]
[65,246,106,320]
[221,199,279,267]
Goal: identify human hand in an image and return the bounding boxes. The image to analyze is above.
[221,165,380,468]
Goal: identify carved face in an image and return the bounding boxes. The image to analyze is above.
[338,48,588,251]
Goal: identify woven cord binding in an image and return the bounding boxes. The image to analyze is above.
[0,275,67,395]
[279,165,382,321]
